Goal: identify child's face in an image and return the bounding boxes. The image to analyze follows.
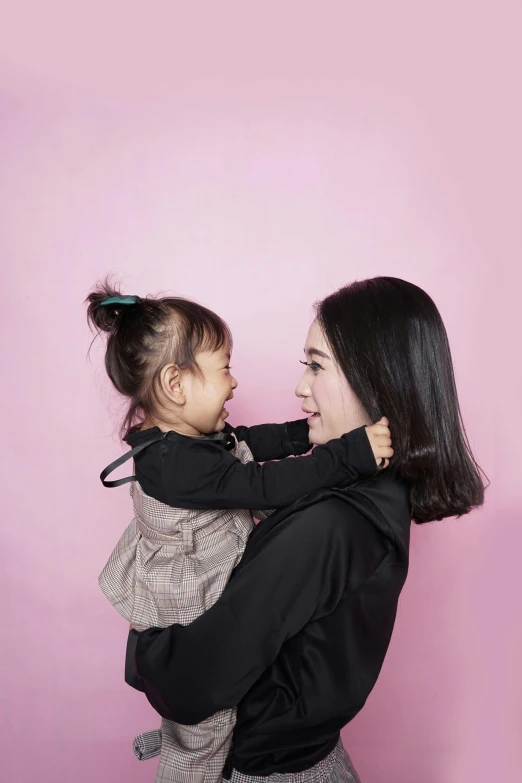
[295,320,369,445]
[182,340,238,435]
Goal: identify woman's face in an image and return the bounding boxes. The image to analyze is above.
[295,320,370,445]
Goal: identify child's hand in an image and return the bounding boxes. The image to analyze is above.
[365,417,394,469]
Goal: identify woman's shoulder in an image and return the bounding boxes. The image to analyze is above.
[290,492,382,540]
[241,477,411,580]
[280,474,411,551]
[242,491,393,589]
[258,491,380,553]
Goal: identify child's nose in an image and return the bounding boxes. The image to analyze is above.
[231,375,238,390]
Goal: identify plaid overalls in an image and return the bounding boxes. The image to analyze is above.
[100,437,256,783]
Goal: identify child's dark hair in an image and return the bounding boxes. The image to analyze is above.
[316,276,486,524]
[86,280,232,437]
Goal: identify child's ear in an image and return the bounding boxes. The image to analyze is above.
[160,363,185,405]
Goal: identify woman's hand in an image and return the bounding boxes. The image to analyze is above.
[366,417,394,469]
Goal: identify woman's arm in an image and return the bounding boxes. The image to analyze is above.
[134,501,387,724]
[224,419,311,461]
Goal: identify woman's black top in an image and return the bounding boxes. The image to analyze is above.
[130,466,412,776]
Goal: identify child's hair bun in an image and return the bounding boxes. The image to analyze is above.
[86,281,140,333]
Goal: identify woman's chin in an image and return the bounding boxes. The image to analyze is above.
[308,419,339,446]
[308,427,326,446]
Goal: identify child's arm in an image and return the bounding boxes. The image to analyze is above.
[223,419,311,461]
[160,420,393,510]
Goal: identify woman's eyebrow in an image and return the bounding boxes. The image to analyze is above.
[305,348,331,360]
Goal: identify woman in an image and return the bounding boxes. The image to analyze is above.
[130,277,484,782]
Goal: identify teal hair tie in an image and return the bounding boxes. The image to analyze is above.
[100,295,140,306]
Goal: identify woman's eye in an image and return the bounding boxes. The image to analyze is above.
[300,360,322,372]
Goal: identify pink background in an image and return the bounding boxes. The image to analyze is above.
[2,2,521,782]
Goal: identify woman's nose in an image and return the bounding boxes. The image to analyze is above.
[295,374,309,398]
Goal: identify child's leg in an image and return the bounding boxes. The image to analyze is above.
[155,710,236,783]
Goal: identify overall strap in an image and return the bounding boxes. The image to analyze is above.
[100,432,167,488]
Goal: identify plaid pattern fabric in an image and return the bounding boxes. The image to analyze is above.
[157,710,237,783]
[99,437,256,783]
[223,741,361,783]
[99,438,255,630]
[133,728,162,761]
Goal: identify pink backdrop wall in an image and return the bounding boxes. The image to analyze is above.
[2,3,521,782]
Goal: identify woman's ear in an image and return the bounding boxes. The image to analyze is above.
[159,363,185,405]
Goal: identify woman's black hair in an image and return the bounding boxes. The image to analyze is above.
[86,279,232,437]
[316,276,485,523]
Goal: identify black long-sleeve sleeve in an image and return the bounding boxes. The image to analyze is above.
[158,425,377,510]
[133,497,389,725]
[224,419,311,461]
